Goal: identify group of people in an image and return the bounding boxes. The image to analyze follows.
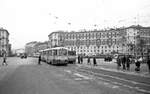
[116,55,131,71]
[78,56,83,64]
[77,55,150,73]
[78,56,97,66]
[116,55,150,73]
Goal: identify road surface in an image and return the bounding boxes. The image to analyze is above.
[0,57,148,94]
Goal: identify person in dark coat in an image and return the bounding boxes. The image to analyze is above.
[135,57,141,72]
[78,56,80,64]
[147,56,150,73]
[93,57,97,66]
[126,56,130,70]
[80,56,83,64]
[122,55,126,70]
[2,54,7,66]
[116,56,121,70]
[87,56,90,65]
[38,54,41,65]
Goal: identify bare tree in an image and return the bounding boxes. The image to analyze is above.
[136,35,146,58]
[121,36,127,54]
[127,43,135,55]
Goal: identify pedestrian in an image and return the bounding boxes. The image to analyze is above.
[126,56,130,71]
[2,54,7,66]
[87,56,90,65]
[78,56,80,64]
[135,57,141,72]
[147,56,150,73]
[93,57,97,66]
[80,56,83,64]
[122,55,126,70]
[38,54,41,65]
[116,56,121,70]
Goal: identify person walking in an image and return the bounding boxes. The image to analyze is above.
[135,57,141,72]
[80,56,83,64]
[122,55,126,70]
[38,54,41,65]
[147,56,150,73]
[2,54,7,66]
[116,56,121,70]
[93,57,97,66]
[126,56,130,70]
[78,56,80,64]
[87,56,90,65]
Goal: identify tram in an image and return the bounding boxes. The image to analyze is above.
[68,50,76,64]
[40,47,68,65]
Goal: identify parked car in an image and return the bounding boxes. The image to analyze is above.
[104,56,112,62]
[20,53,27,59]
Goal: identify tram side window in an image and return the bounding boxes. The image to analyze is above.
[49,50,52,56]
[68,51,76,56]
[43,51,46,55]
[60,49,67,56]
[46,51,49,55]
[53,50,57,56]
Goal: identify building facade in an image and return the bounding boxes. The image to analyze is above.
[25,41,49,56]
[48,25,150,56]
[33,41,49,53]
[15,48,25,56]
[0,27,10,56]
[126,25,150,56]
[25,41,38,56]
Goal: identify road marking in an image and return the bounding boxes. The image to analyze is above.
[74,78,82,80]
[112,86,119,89]
[73,73,92,80]
[64,69,72,73]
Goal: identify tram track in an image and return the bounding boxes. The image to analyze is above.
[76,67,150,94]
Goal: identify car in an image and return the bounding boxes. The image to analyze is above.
[104,56,112,61]
[20,53,27,59]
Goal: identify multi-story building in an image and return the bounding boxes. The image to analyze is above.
[33,41,49,52]
[0,27,10,56]
[14,48,25,56]
[25,41,49,56]
[48,29,126,55]
[48,25,150,56]
[25,41,38,56]
[126,25,150,56]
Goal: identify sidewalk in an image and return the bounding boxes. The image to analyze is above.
[76,58,150,78]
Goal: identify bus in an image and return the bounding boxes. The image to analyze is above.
[40,47,68,65]
[68,50,76,64]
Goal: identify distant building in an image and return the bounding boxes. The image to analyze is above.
[25,41,38,56]
[34,41,49,52]
[14,48,25,56]
[125,25,150,56]
[25,41,49,56]
[48,25,150,56]
[0,27,10,56]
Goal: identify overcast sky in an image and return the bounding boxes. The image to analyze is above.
[0,0,150,49]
